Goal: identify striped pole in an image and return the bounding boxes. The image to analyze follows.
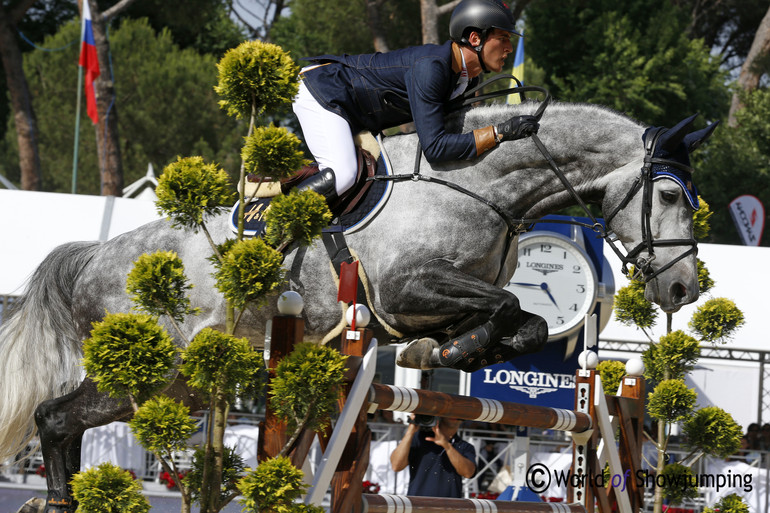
[368,384,591,433]
[362,494,587,513]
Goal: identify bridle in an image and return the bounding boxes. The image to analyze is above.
[371,80,699,284]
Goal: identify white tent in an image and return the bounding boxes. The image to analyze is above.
[0,189,162,296]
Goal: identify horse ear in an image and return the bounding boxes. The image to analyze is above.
[683,120,720,153]
[659,113,699,152]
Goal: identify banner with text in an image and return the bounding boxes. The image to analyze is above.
[469,339,582,410]
[729,195,765,246]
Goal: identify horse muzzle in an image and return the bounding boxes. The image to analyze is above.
[645,273,699,313]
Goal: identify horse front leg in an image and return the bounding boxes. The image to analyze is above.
[382,259,547,371]
[34,378,132,513]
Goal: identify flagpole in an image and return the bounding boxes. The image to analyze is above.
[72,65,83,194]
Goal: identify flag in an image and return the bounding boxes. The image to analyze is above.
[507,35,525,104]
[729,195,765,246]
[79,0,100,124]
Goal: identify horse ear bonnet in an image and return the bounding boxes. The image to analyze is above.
[642,114,703,210]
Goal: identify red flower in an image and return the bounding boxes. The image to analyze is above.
[35,464,46,478]
[362,480,381,494]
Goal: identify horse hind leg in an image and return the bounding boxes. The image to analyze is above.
[34,378,132,513]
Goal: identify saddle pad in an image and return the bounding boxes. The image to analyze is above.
[229,197,271,237]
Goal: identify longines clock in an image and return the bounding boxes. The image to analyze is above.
[505,232,599,340]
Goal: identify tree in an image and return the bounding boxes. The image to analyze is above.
[728,6,770,125]
[117,0,245,56]
[525,0,730,127]
[8,18,243,194]
[0,0,41,191]
[693,90,770,245]
[672,0,770,69]
[270,0,423,61]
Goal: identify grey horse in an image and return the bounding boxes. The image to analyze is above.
[0,101,715,512]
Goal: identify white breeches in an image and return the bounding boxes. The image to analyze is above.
[293,79,358,195]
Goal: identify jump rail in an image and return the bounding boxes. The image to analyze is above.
[363,494,587,513]
[368,383,592,433]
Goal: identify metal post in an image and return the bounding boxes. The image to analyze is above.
[757,352,765,426]
[72,65,84,194]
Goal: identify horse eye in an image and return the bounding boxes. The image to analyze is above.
[660,189,679,204]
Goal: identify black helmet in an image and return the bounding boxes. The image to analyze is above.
[449,0,521,45]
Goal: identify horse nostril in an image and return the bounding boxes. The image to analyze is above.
[671,282,688,304]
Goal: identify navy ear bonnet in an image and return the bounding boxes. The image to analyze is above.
[642,125,699,210]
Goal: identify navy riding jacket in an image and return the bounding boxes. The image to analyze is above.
[301,41,482,163]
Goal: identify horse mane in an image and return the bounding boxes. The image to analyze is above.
[445,100,645,134]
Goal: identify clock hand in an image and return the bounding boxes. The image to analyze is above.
[540,282,560,309]
[511,282,541,288]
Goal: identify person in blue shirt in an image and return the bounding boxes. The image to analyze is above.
[292,0,539,206]
[390,415,477,497]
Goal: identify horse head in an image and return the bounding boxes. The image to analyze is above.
[602,114,718,313]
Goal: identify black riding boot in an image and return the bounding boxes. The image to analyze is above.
[296,168,339,206]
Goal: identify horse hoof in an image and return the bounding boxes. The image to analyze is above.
[17,498,45,513]
[504,314,548,354]
[396,338,440,369]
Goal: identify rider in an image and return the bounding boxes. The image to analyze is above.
[292,0,540,205]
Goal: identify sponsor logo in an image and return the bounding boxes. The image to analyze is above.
[526,262,563,276]
[482,368,575,398]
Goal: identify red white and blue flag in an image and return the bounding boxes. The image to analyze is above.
[79,0,100,124]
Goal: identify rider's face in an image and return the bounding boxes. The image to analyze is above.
[480,29,514,72]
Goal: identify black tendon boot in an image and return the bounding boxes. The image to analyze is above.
[437,321,495,371]
[296,168,339,206]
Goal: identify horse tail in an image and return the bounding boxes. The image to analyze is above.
[0,241,101,463]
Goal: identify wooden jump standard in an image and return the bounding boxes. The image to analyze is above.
[362,494,588,513]
[368,383,592,433]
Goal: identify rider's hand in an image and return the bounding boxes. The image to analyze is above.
[497,115,539,141]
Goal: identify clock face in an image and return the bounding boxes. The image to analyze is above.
[504,233,599,339]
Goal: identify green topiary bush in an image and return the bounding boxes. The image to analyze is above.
[215,41,299,119]
[264,190,333,249]
[614,278,657,330]
[237,456,324,513]
[129,395,197,455]
[213,238,285,309]
[82,312,177,403]
[642,330,700,383]
[683,406,743,459]
[181,327,264,401]
[689,297,745,343]
[597,360,626,394]
[647,379,697,422]
[242,125,309,179]
[155,156,233,231]
[269,343,347,433]
[126,251,198,321]
[70,462,149,513]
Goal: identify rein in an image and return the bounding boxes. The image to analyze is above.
[370,78,697,284]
